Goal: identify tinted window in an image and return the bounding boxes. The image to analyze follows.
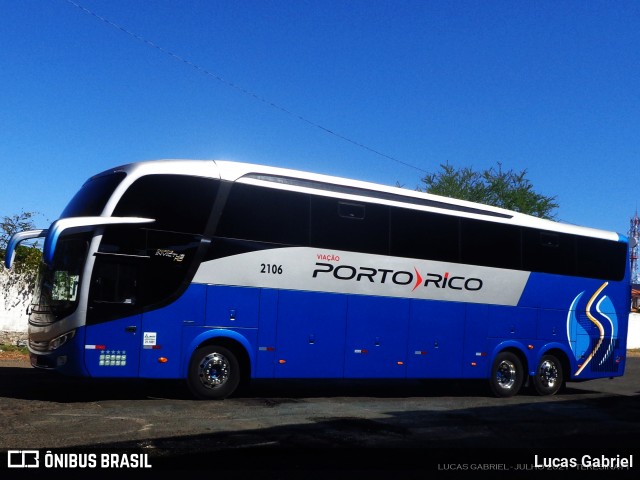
[216,184,310,245]
[522,229,575,275]
[212,183,628,281]
[576,236,627,281]
[461,218,521,270]
[113,175,218,234]
[390,208,459,262]
[61,172,126,218]
[310,197,388,255]
[88,228,201,324]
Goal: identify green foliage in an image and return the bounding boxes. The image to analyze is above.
[419,162,559,220]
[0,344,28,355]
[1,211,38,248]
[12,245,42,276]
[0,210,43,276]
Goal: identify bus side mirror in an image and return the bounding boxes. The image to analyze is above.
[4,229,47,269]
[42,216,155,266]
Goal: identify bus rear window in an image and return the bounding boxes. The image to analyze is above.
[61,172,127,218]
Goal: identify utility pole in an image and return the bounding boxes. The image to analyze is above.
[629,211,640,285]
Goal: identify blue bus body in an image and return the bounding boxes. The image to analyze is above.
[5,159,631,398]
[50,252,630,382]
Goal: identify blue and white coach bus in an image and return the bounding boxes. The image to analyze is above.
[4,159,632,399]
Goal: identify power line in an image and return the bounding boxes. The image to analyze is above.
[64,0,428,175]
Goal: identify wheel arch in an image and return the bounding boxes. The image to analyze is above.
[183,329,253,383]
[529,343,573,379]
[489,341,529,377]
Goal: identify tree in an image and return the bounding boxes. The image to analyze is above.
[418,162,559,220]
[1,210,43,276]
[1,211,44,312]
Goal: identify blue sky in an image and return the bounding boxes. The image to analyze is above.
[1,0,639,237]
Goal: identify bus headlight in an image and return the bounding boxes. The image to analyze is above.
[48,330,76,351]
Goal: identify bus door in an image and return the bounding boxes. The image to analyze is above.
[84,252,144,378]
[84,228,204,378]
[139,283,207,379]
[137,230,205,379]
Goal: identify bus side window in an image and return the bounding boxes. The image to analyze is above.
[91,256,140,305]
[522,228,575,276]
[576,236,627,281]
[389,207,460,262]
[461,218,521,270]
[113,174,218,235]
[216,183,310,246]
[310,196,388,255]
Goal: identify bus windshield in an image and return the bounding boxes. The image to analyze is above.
[30,233,92,323]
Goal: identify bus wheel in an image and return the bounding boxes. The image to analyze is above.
[532,354,564,396]
[187,345,240,400]
[489,351,523,398]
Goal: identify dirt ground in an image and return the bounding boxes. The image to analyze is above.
[0,350,28,361]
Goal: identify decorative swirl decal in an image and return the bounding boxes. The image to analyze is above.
[574,282,608,375]
[596,295,616,366]
[568,282,617,376]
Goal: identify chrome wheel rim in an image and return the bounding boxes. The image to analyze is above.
[496,360,517,390]
[198,353,230,389]
[538,359,558,388]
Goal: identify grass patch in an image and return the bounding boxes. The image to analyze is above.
[0,344,28,355]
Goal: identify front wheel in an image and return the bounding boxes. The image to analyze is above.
[187,345,241,400]
[532,354,564,396]
[489,351,524,398]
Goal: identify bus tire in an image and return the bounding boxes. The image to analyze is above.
[489,351,524,398]
[532,354,564,396]
[187,344,240,400]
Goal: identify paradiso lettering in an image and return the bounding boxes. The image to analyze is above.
[312,262,483,292]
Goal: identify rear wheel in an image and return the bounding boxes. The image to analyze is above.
[532,354,564,396]
[187,345,240,400]
[489,351,524,398]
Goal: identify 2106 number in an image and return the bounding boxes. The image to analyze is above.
[261,264,283,274]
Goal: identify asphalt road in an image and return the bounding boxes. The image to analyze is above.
[1,356,639,478]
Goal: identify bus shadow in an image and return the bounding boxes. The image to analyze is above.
[2,364,636,402]
[238,378,493,399]
[70,391,640,451]
[0,366,189,402]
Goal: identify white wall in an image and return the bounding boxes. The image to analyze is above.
[0,268,31,332]
[627,313,640,349]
